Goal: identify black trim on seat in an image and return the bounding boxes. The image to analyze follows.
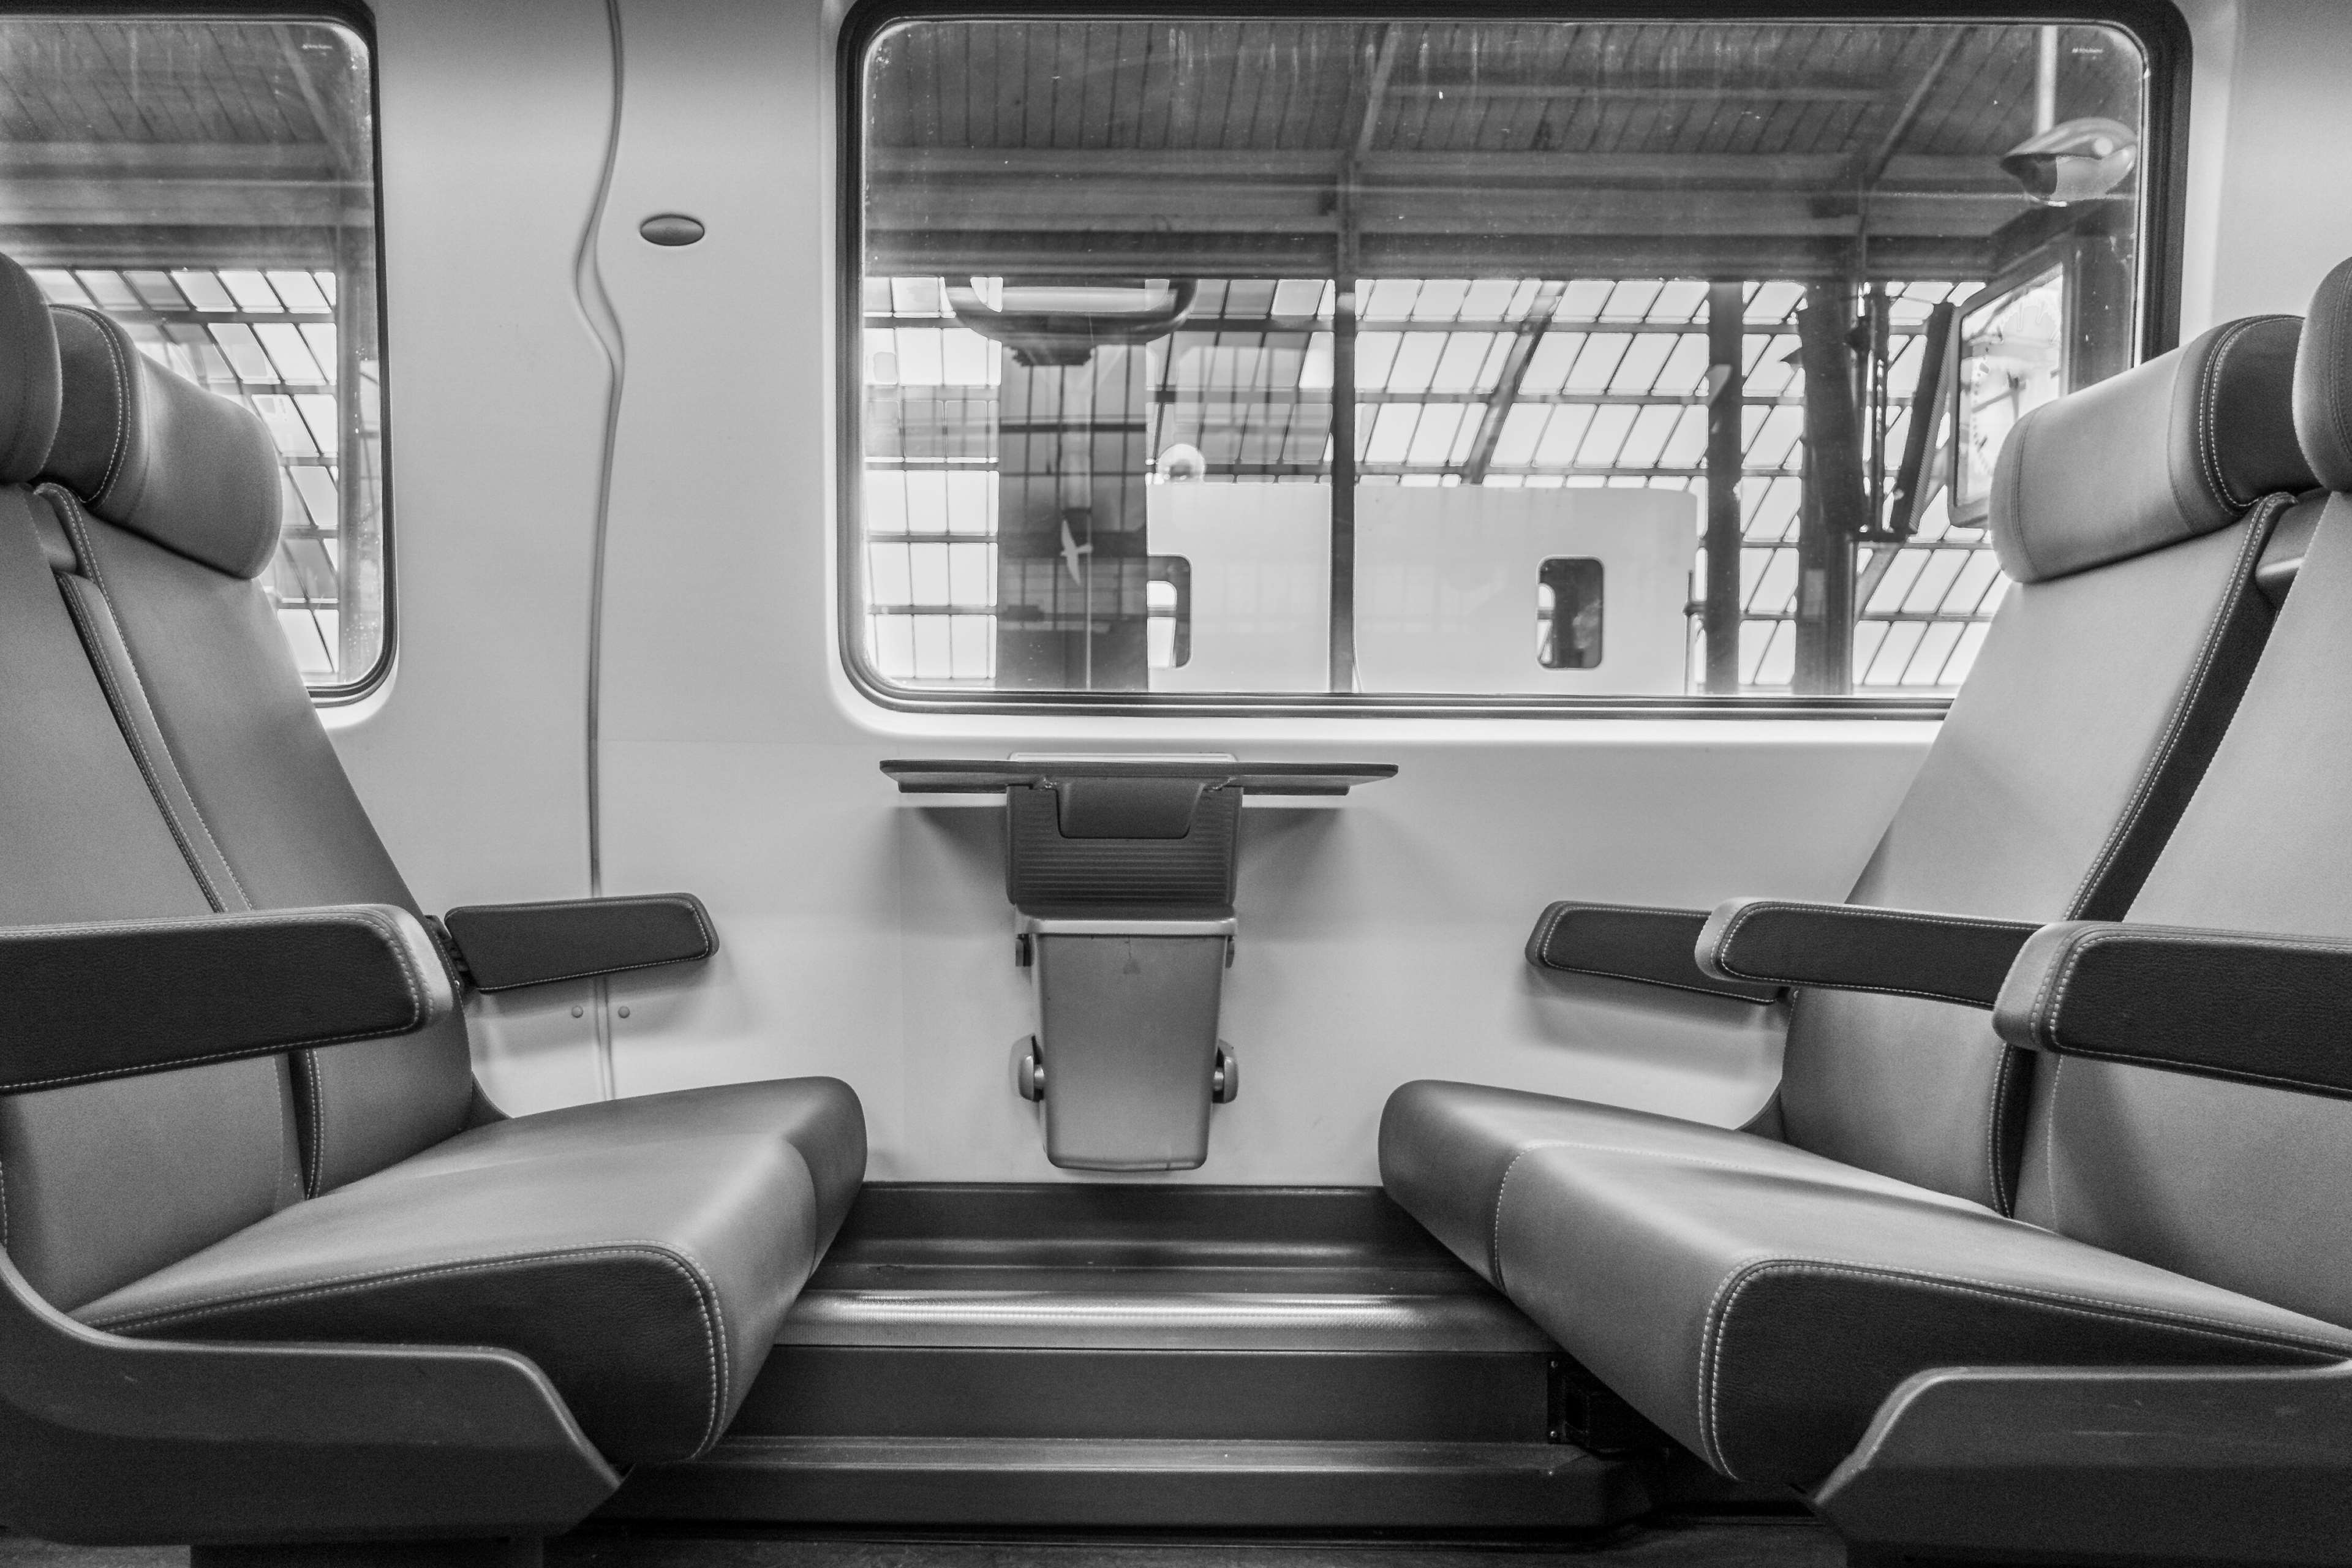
[1995,921,2352,1099]
[0,905,452,1093]
[1697,899,2039,1010]
[1526,902,1782,1005]
[441,893,719,993]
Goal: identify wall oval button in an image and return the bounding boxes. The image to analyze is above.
[639,214,704,246]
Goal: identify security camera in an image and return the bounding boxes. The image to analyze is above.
[1999,116,2138,206]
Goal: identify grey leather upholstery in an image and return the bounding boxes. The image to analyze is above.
[1777,505,2285,1209]
[2296,257,2352,491]
[1992,315,2307,583]
[47,307,282,579]
[1379,1082,1797,1283]
[0,257,58,484]
[2015,489,2352,1330]
[1386,284,2352,1494]
[79,1080,857,1465]
[0,483,298,1311]
[1490,1136,2352,1487]
[49,487,479,1194]
[0,250,869,1476]
[1388,315,2312,1250]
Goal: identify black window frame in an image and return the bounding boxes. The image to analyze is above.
[835,0,2191,720]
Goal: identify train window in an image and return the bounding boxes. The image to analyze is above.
[5,15,386,697]
[1537,559,1604,671]
[849,15,2158,707]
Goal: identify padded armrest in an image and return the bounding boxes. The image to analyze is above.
[1994,921,2352,1098]
[1815,1361,2352,1565]
[1527,901,1782,1005]
[1697,898,2039,1009]
[440,892,717,992]
[0,905,452,1095]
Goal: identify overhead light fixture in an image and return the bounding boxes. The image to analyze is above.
[1999,116,2138,206]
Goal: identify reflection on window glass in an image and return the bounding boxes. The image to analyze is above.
[1953,268,2068,527]
[856,18,2149,700]
[3,19,384,692]
[1538,559,1604,670]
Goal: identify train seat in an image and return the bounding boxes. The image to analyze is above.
[0,249,864,1481]
[1379,265,2352,1497]
[1382,306,2317,1289]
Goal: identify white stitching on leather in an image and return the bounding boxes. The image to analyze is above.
[59,308,132,503]
[0,907,430,1092]
[1711,900,2023,1007]
[53,572,232,914]
[1985,1047,2016,1215]
[456,896,718,990]
[1981,496,2282,1221]
[2065,494,2283,925]
[86,1241,732,1454]
[48,488,255,911]
[301,1055,326,1198]
[2043,1055,2065,1231]
[1487,1132,1890,1293]
[2190,318,2293,512]
[2328,277,2352,477]
[1529,902,1777,1002]
[2038,925,2352,1095]
[1696,1255,2350,1479]
[1490,1145,1533,1288]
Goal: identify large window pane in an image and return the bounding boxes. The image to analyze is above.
[2,17,384,693]
[854,17,2150,701]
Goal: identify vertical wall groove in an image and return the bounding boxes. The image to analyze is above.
[574,0,627,1100]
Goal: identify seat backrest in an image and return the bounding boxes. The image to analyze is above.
[2016,258,2352,1325]
[31,299,478,1197]
[0,258,304,1309]
[1777,314,2314,1214]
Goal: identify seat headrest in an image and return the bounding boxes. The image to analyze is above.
[43,306,282,579]
[0,254,61,484]
[1992,314,2312,584]
[2296,256,2352,491]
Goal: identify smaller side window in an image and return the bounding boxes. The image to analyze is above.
[1146,556,1191,669]
[1537,558,1604,671]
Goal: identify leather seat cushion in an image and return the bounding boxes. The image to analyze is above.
[1490,1136,2352,1488]
[1379,1079,1901,1283]
[74,1077,866,1466]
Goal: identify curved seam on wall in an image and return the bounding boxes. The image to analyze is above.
[573,0,627,1102]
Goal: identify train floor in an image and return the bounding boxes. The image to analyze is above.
[0,1518,1844,1568]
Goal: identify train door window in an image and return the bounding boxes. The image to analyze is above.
[849,15,2165,709]
[1537,559,1604,671]
[3,16,386,697]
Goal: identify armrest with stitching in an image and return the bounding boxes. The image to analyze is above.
[1993,921,2352,1098]
[0,905,453,1095]
[440,892,718,993]
[1696,898,2040,1009]
[1527,900,1783,1005]
[1815,1361,2352,1566]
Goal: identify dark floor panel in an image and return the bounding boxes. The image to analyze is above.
[736,1349,1553,1441]
[556,1521,1844,1568]
[810,1188,1475,1284]
[0,1520,1838,1568]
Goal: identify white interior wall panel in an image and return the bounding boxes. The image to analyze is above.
[574,0,1932,1182]
[2190,0,2352,330]
[337,0,619,1112]
[331,0,2352,1182]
